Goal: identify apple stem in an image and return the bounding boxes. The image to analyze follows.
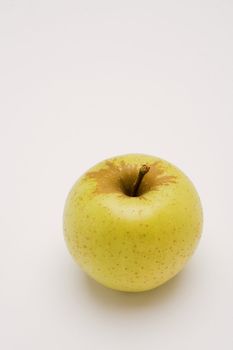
[132,164,150,197]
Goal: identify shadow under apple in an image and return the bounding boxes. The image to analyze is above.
[81,268,190,312]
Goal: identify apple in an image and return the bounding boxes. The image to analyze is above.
[63,154,203,292]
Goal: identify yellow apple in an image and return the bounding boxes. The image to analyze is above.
[63,154,203,292]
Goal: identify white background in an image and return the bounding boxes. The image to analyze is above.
[0,1,233,349]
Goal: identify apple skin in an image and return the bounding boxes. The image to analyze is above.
[63,154,203,292]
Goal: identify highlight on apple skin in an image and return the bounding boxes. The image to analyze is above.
[63,154,203,292]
